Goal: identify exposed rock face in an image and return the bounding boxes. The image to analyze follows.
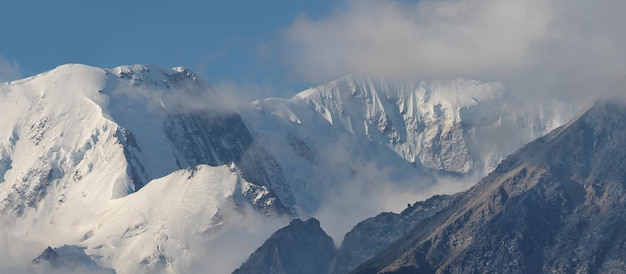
[164,111,293,215]
[233,218,337,274]
[351,100,626,273]
[332,195,457,274]
[234,196,456,274]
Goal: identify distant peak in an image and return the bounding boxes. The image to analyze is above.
[172,66,190,73]
[289,217,322,228]
[110,64,178,78]
[32,246,59,265]
[46,63,107,76]
[54,63,103,71]
[295,73,507,108]
[109,64,206,89]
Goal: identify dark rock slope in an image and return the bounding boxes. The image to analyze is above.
[352,99,626,273]
[332,194,457,274]
[32,245,115,273]
[233,218,337,274]
[164,111,293,215]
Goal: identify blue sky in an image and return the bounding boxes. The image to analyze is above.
[0,0,336,97]
[2,0,626,103]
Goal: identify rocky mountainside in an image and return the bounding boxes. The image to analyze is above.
[233,194,457,274]
[351,99,626,273]
[233,218,337,274]
[331,194,457,274]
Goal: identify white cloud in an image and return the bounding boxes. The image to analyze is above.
[282,0,552,81]
[280,0,626,104]
[0,55,22,83]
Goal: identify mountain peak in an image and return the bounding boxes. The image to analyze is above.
[288,217,322,228]
[32,245,114,273]
[296,74,506,108]
[233,217,337,274]
[110,64,206,89]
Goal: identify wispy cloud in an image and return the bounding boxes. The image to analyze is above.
[314,168,477,245]
[182,206,289,274]
[0,219,47,274]
[0,55,22,83]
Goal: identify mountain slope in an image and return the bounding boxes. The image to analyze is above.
[233,218,337,274]
[331,194,457,274]
[352,99,626,273]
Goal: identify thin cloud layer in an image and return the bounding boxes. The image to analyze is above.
[280,0,626,104]
[0,55,22,83]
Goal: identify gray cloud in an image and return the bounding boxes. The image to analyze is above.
[0,220,48,274]
[310,135,478,246]
[279,0,626,105]
[211,79,289,104]
[314,173,476,246]
[182,206,289,274]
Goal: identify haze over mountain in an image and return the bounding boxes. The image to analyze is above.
[0,64,576,273]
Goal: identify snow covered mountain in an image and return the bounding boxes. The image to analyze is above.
[253,76,574,175]
[0,64,576,273]
[243,75,575,216]
[0,64,290,273]
[0,63,289,216]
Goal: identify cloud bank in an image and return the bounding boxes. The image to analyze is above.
[280,0,626,104]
